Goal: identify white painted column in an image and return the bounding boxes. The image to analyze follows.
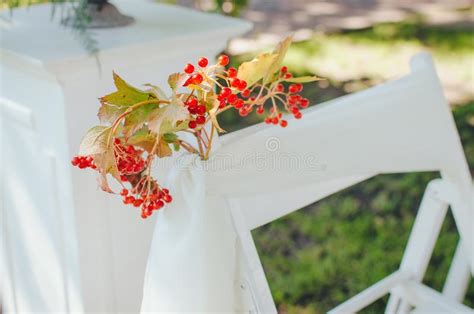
[0,1,251,312]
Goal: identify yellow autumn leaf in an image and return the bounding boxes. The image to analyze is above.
[237,52,278,87]
[264,35,293,84]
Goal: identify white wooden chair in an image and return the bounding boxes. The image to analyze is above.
[228,53,473,313]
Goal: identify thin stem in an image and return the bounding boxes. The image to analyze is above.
[204,124,215,160]
[179,140,198,154]
[195,131,206,157]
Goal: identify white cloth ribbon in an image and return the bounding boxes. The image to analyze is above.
[141,153,245,312]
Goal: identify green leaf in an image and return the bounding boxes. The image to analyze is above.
[173,142,180,151]
[78,125,119,192]
[101,72,153,106]
[237,53,278,87]
[168,73,187,91]
[283,76,323,83]
[264,35,293,84]
[144,83,167,100]
[123,102,159,137]
[148,97,189,135]
[163,133,178,143]
[98,72,156,126]
[127,126,157,153]
[156,137,172,158]
[97,103,128,124]
[79,126,112,156]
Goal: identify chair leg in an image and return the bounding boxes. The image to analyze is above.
[229,199,278,314]
[386,179,449,314]
[442,241,471,302]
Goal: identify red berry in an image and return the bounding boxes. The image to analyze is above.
[233,99,244,109]
[163,194,173,203]
[271,117,279,125]
[256,106,264,115]
[184,63,194,74]
[239,108,248,116]
[120,189,128,196]
[230,78,241,88]
[284,73,293,79]
[191,73,203,85]
[124,196,135,204]
[162,188,169,194]
[198,57,208,68]
[276,83,284,92]
[280,66,288,73]
[218,54,230,66]
[133,199,143,207]
[294,112,302,119]
[196,105,206,115]
[264,117,272,124]
[289,84,301,94]
[188,106,197,114]
[186,97,198,107]
[188,120,197,129]
[280,120,288,127]
[155,200,165,209]
[220,87,232,98]
[71,157,80,166]
[196,115,206,124]
[114,138,121,144]
[241,89,250,98]
[227,93,237,104]
[227,67,237,78]
[300,98,309,108]
[238,80,247,91]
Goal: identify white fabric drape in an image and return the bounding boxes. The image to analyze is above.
[141,53,473,312]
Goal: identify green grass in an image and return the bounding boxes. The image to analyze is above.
[223,19,474,313]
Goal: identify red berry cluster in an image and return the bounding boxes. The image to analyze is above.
[182,56,211,87]
[71,155,97,169]
[263,67,309,127]
[185,96,207,129]
[113,138,146,175]
[72,138,173,219]
[180,55,310,129]
[120,181,172,219]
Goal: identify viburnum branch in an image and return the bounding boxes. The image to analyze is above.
[72,36,321,219]
[107,99,171,148]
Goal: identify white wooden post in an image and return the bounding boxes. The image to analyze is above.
[0,1,251,312]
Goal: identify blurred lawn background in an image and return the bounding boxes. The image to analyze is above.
[3,1,472,313]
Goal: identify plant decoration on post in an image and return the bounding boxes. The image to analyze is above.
[72,36,320,219]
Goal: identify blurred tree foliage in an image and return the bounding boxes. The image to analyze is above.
[211,0,247,17]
